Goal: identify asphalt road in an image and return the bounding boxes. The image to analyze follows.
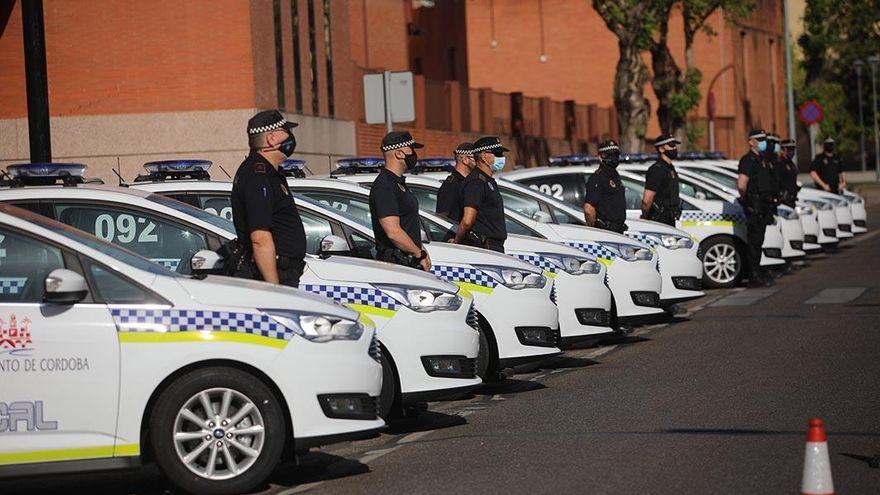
[5,208,880,494]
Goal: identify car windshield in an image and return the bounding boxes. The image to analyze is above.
[297,193,374,229]
[689,168,738,190]
[147,193,236,234]
[23,209,181,277]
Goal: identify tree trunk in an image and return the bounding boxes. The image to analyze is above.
[614,40,650,152]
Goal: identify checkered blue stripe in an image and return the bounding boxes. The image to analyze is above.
[514,254,558,274]
[0,277,27,295]
[624,232,660,247]
[680,211,746,224]
[566,242,617,260]
[110,308,291,341]
[432,265,498,288]
[151,258,181,271]
[302,284,399,311]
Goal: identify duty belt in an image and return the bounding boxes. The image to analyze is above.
[595,218,628,233]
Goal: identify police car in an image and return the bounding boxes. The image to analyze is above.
[0,163,482,421]
[501,158,787,288]
[0,203,383,495]
[124,161,562,376]
[315,159,664,323]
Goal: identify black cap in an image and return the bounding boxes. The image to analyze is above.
[653,133,681,148]
[247,110,298,135]
[381,131,424,152]
[823,137,835,144]
[472,136,510,155]
[453,142,474,155]
[766,133,780,142]
[748,129,766,140]
[781,138,796,148]
[597,139,620,155]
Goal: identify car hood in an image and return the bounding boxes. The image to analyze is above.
[305,256,457,293]
[625,218,689,236]
[539,222,652,248]
[425,242,542,273]
[504,234,596,257]
[174,275,359,320]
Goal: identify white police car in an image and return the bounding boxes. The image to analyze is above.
[123,161,562,376]
[502,158,787,288]
[0,162,482,421]
[0,203,383,495]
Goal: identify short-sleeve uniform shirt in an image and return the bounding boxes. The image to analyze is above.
[462,168,507,241]
[738,150,776,195]
[584,164,626,223]
[810,153,841,193]
[369,168,423,251]
[644,160,680,207]
[231,152,307,259]
[436,170,467,221]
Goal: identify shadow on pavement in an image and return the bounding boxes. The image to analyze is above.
[474,378,547,396]
[664,428,880,437]
[385,409,468,435]
[263,452,370,491]
[0,464,168,495]
[539,356,600,370]
[599,335,652,346]
[840,452,880,468]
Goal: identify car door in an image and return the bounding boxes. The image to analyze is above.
[517,173,586,206]
[0,226,120,462]
[164,192,234,222]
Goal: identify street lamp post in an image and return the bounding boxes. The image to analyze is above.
[854,60,866,171]
[868,55,880,181]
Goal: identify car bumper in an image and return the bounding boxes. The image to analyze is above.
[606,257,664,319]
[656,245,704,304]
[760,222,786,266]
[779,218,806,259]
[553,271,614,340]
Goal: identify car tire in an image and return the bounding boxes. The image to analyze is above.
[700,236,742,289]
[377,348,400,421]
[150,366,286,495]
[475,311,500,381]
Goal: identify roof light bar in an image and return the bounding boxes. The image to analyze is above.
[7,163,87,178]
[331,157,385,176]
[143,159,213,173]
[279,159,307,178]
[412,158,455,174]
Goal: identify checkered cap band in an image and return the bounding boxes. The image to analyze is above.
[248,117,289,135]
[454,148,473,155]
[472,142,503,153]
[624,232,660,247]
[152,258,181,271]
[110,308,292,341]
[565,242,617,260]
[598,143,620,153]
[431,265,498,288]
[748,131,766,139]
[381,139,416,152]
[0,277,27,295]
[514,254,558,274]
[302,284,399,311]
[681,211,747,224]
[654,137,678,147]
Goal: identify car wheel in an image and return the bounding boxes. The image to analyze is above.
[474,312,500,381]
[700,237,742,289]
[150,366,285,495]
[378,348,400,421]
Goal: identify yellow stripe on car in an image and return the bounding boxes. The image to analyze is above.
[453,281,494,294]
[0,443,139,465]
[118,331,287,348]
[345,303,397,319]
[681,220,735,227]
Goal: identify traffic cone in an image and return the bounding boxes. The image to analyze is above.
[801,418,835,495]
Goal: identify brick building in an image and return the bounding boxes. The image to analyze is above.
[0,0,789,182]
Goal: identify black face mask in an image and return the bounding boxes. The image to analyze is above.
[663,149,678,160]
[403,151,419,170]
[824,144,834,153]
[602,154,620,168]
[278,132,296,157]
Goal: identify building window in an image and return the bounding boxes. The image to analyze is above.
[291,0,304,112]
[273,0,286,109]
[307,0,319,115]
[323,0,335,117]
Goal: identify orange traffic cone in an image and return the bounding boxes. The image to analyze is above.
[801,418,835,495]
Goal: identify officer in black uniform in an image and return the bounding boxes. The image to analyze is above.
[583,139,627,233]
[777,138,799,207]
[369,131,431,271]
[435,142,475,220]
[641,133,682,226]
[810,137,846,194]
[737,129,777,288]
[451,136,509,253]
[231,110,307,287]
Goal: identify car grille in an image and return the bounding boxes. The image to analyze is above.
[854,219,866,228]
[368,333,382,363]
[466,303,480,331]
[790,240,803,251]
[762,248,783,258]
[839,224,852,232]
[550,285,558,305]
[822,228,836,237]
[804,234,818,244]
[459,358,478,377]
[672,276,702,291]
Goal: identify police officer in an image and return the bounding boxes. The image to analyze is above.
[583,139,627,233]
[231,110,307,287]
[737,129,776,288]
[641,133,682,226]
[810,137,846,194]
[777,138,799,207]
[451,136,509,253]
[369,131,431,271]
[435,142,475,220]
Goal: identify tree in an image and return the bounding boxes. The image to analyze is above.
[649,0,756,146]
[593,0,659,152]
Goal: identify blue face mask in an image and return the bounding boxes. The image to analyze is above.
[757,140,767,152]
[491,156,506,172]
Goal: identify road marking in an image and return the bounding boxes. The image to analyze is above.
[710,288,778,306]
[804,287,867,304]
[584,345,617,359]
[491,394,505,401]
[397,430,435,445]
[849,230,880,243]
[457,410,475,417]
[358,446,401,464]
[279,481,325,494]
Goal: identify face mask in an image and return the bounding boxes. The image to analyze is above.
[602,154,620,168]
[491,156,506,172]
[664,149,678,160]
[403,151,419,170]
[757,140,767,152]
[825,144,834,153]
[278,132,296,157]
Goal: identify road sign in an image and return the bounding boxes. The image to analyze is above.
[364,71,415,131]
[799,101,823,126]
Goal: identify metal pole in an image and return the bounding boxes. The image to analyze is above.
[782,0,796,141]
[708,118,715,151]
[870,57,880,181]
[854,62,866,171]
[383,70,393,133]
[22,0,51,162]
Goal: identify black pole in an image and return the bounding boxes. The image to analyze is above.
[22,0,51,162]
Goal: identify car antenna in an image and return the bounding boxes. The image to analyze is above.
[112,157,127,185]
[218,164,232,179]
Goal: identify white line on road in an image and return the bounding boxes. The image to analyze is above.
[358,446,401,464]
[804,287,867,304]
[278,481,325,494]
[397,430,436,444]
[849,229,880,243]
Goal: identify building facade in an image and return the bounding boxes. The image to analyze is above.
[0,0,789,182]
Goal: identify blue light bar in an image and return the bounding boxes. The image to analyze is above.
[414,158,455,172]
[7,163,87,178]
[143,159,212,173]
[548,155,598,165]
[335,157,385,169]
[706,151,727,160]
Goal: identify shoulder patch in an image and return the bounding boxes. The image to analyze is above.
[254,163,266,173]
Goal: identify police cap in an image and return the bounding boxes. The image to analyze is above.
[823,137,835,145]
[653,133,681,148]
[247,109,298,135]
[748,129,766,140]
[781,138,796,148]
[766,133,780,142]
[454,142,474,155]
[597,139,620,157]
[381,131,424,152]
[472,136,510,156]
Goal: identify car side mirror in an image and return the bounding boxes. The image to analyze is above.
[191,250,223,275]
[43,268,88,304]
[694,191,707,200]
[533,211,553,223]
[420,229,430,243]
[319,235,351,258]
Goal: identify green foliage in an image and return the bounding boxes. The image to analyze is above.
[669,68,703,121]
[685,121,707,150]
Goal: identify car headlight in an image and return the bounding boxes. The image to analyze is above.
[539,253,602,275]
[795,205,815,216]
[373,284,462,312]
[600,242,653,261]
[804,199,833,211]
[776,208,798,221]
[649,233,694,250]
[475,265,547,289]
[263,310,364,343]
[835,198,849,207]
